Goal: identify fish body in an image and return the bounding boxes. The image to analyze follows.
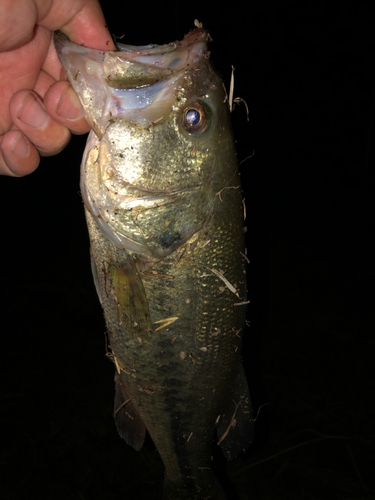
[54,28,253,499]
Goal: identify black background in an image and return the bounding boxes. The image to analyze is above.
[1,2,374,499]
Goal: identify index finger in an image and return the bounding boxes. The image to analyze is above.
[39,0,116,50]
[41,0,116,87]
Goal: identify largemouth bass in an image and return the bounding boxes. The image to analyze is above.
[54,27,253,500]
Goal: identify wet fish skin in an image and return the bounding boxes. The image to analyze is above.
[54,28,253,499]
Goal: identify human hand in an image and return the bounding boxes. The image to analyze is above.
[0,0,115,176]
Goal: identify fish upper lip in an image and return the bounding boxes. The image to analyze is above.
[114,28,207,59]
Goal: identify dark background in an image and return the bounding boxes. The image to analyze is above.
[1,2,374,499]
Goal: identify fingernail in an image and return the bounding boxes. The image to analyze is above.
[18,93,49,129]
[11,132,30,158]
[56,85,83,120]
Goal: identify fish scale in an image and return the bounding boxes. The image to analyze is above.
[55,27,253,499]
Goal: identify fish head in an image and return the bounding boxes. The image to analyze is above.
[54,29,236,259]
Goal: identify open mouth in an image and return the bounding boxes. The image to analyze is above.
[54,29,208,133]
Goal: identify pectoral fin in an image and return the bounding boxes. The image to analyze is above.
[114,372,146,451]
[111,259,153,339]
[217,366,254,461]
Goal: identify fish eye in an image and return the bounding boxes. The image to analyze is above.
[182,102,209,134]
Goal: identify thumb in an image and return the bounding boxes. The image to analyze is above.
[0,0,116,53]
[39,0,116,50]
[37,0,115,50]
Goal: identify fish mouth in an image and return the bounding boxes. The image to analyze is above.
[54,29,208,135]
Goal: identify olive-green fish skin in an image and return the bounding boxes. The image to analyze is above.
[54,28,253,499]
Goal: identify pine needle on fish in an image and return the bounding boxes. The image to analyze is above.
[154,317,179,332]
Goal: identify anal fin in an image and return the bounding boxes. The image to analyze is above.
[114,371,146,451]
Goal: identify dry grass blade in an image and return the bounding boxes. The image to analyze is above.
[229,66,235,112]
[209,267,239,297]
[154,317,179,332]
